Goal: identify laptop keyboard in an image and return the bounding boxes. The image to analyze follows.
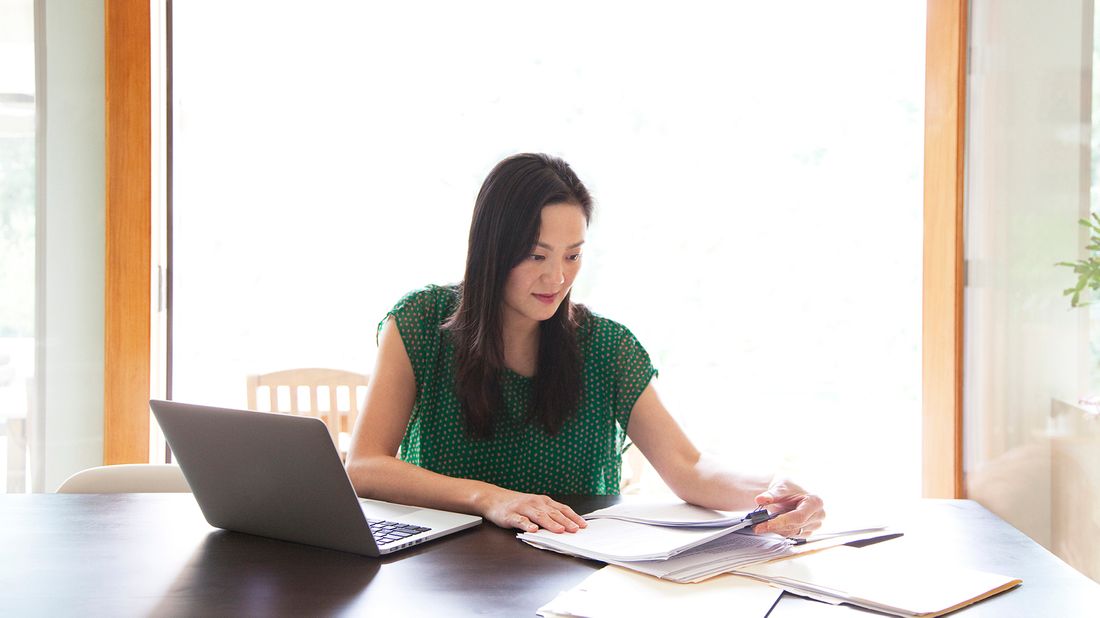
[367,518,432,546]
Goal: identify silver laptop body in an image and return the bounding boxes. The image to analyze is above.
[149,399,481,556]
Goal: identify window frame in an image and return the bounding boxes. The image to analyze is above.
[103,1,968,498]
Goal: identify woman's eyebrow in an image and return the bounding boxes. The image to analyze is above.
[535,240,586,250]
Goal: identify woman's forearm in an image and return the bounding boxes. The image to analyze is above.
[658,451,772,511]
[657,452,825,536]
[348,454,500,517]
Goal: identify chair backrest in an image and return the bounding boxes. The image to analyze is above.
[246,368,370,453]
[56,464,192,493]
[620,442,648,494]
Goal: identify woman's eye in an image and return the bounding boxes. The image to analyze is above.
[529,254,546,261]
[567,253,583,262]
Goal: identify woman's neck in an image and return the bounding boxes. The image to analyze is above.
[501,313,540,377]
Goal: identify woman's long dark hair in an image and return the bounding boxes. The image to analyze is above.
[444,153,593,439]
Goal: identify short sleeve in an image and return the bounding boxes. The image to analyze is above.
[378,285,457,392]
[608,323,658,431]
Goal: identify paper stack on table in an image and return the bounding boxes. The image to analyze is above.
[518,501,797,582]
[528,501,1021,617]
[582,501,768,527]
[519,501,890,583]
[517,501,779,564]
[518,516,779,564]
[606,529,795,583]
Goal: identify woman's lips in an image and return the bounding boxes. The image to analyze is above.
[532,292,558,304]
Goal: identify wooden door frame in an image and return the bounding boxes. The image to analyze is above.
[104,0,151,464]
[923,0,967,498]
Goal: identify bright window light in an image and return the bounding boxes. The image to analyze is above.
[171,1,925,505]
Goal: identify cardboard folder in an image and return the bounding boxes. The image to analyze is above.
[734,543,1021,617]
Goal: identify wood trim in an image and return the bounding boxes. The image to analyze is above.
[104,0,152,464]
[922,0,967,498]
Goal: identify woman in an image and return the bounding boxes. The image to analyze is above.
[346,153,824,537]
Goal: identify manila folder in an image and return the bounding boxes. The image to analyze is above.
[735,543,1021,617]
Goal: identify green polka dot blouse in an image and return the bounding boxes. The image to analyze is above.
[380,284,657,495]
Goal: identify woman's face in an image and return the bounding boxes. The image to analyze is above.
[502,202,587,329]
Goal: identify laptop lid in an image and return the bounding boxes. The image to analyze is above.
[149,399,480,556]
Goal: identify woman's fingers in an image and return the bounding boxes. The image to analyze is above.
[526,501,584,533]
[512,514,538,533]
[481,487,611,536]
[755,493,826,536]
[528,508,569,533]
[550,500,588,529]
[498,494,587,534]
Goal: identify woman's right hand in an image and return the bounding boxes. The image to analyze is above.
[480,489,588,533]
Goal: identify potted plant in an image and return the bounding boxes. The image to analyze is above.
[1057,214,1100,417]
[1057,213,1100,307]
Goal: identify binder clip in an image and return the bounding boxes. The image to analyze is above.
[747,508,772,526]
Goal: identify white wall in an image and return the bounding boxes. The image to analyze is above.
[34,0,105,491]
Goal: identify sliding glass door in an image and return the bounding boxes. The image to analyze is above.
[965,0,1100,583]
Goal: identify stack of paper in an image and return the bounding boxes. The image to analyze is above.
[528,501,1022,617]
[518,516,766,563]
[518,501,796,581]
[583,501,764,527]
[520,501,901,584]
[606,530,794,583]
[599,527,896,583]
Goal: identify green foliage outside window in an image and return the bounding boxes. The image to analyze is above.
[0,135,35,337]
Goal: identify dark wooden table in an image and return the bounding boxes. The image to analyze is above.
[1,494,1097,616]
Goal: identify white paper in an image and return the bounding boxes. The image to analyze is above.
[518,517,751,562]
[607,530,793,582]
[537,565,782,618]
[583,501,759,527]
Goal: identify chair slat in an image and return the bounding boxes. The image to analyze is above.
[246,369,370,457]
[328,385,340,442]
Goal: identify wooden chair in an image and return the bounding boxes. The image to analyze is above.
[246,368,370,456]
[621,442,648,494]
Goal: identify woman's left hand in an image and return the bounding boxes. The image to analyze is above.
[752,478,825,538]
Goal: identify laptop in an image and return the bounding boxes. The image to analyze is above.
[149,399,482,556]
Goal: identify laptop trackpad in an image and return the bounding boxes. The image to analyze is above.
[359,498,419,519]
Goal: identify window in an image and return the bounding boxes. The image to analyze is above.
[965,0,1100,582]
[0,0,35,493]
[171,1,926,504]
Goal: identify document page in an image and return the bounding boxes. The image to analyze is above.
[609,530,792,582]
[537,565,782,618]
[518,517,746,562]
[583,501,760,527]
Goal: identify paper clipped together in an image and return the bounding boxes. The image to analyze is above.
[518,516,761,563]
[517,500,799,581]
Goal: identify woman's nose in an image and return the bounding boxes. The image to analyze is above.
[543,260,565,285]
